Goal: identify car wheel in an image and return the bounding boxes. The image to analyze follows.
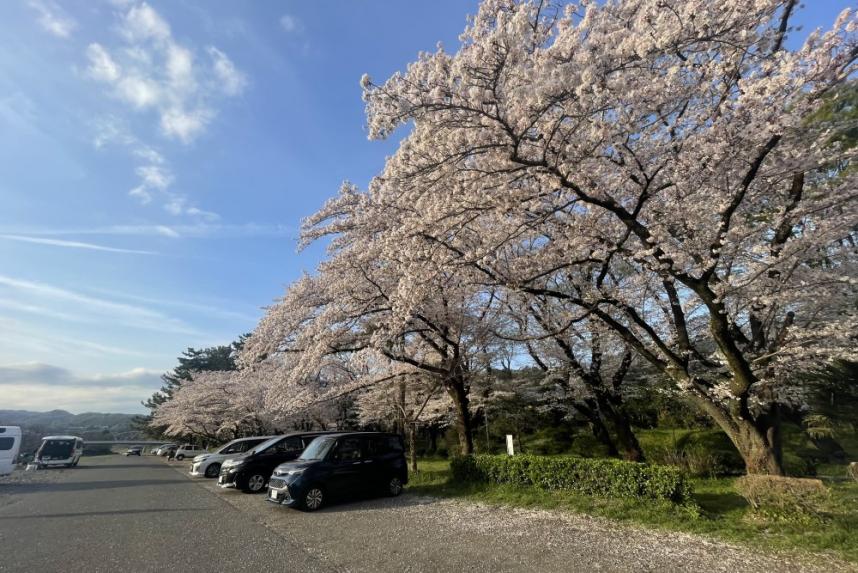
[388,476,404,497]
[175,454,185,461]
[243,473,267,493]
[302,486,324,511]
[204,463,221,478]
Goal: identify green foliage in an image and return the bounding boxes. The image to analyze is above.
[451,454,693,504]
[735,475,830,524]
[638,428,746,475]
[139,337,248,438]
[804,414,836,440]
[647,446,724,478]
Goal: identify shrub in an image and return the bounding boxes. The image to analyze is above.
[648,446,724,478]
[734,475,830,523]
[451,454,693,504]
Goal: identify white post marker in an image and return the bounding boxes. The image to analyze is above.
[506,434,515,456]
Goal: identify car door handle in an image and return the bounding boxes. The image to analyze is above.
[352,461,362,465]
[363,460,373,463]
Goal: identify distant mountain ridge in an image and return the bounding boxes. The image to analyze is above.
[0,409,142,452]
[0,409,139,430]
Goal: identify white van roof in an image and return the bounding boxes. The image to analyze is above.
[0,426,22,435]
[41,435,83,441]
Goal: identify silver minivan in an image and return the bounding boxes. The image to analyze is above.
[0,426,22,476]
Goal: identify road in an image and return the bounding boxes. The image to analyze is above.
[0,455,327,573]
[0,455,854,573]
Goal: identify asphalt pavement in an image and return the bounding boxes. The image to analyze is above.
[0,455,329,573]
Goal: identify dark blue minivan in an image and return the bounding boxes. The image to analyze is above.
[266,432,407,511]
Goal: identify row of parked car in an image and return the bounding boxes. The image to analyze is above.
[124,443,205,460]
[145,431,408,511]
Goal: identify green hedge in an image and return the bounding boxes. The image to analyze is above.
[451,454,694,504]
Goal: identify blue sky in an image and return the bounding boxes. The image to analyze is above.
[0,1,850,414]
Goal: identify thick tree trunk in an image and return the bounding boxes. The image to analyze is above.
[445,377,474,456]
[597,395,645,463]
[688,391,784,475]
[731,421,784,475]
[572,401,619,457]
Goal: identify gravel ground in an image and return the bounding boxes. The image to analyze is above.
[176,462,858,573]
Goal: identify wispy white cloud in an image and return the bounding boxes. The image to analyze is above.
[83,2,247,220]
[85,44,121,82]
[0,234,157,255]
[83,286,260,323]
[29,0,76,38]
[0,274,202,335]
[0,363,161,387]
[121,2,171,44]
[207,46,247,96]
[159,106,213,143]
[0,362,162,413]
[90,116,214,218]
[279,14,303,34]
[84,2,246,144]
[0,318,151,358]
[0,223,295,239]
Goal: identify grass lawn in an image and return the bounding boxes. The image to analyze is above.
[407,458,858,563]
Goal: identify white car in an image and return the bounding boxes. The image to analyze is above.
[0,426,22,476]
[189,436,272,478]
[154,444,177,456]
[174,444,207,461]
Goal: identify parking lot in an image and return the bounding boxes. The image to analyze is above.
[0,455,854,573]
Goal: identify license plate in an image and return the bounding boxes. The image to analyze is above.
[269,490,280,501]
[218,476,225,484]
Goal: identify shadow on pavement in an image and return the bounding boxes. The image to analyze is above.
[289,492,440,514]
[74,463,166,470]
[0,507,212,520]
[0,479,188,494]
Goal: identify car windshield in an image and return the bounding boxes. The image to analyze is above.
[299,437,335,461]
[215,441,237,454]
[39,439,74,457]
[247,436,282,455]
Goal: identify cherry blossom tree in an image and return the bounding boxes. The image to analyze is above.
[240,185,505,455]
[151,366,281,440]
[356,371,449,471]
[357,0,858,474]
[504,290,642,460]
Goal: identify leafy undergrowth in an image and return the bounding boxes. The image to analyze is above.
[408,458,858,563]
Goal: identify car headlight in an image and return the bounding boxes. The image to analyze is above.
[276,468,303,477]
[194,455,209,462]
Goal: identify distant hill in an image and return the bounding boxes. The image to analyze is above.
[0,409,143,454]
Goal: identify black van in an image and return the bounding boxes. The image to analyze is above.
[266,432,407,511]
[218,431,337,493]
